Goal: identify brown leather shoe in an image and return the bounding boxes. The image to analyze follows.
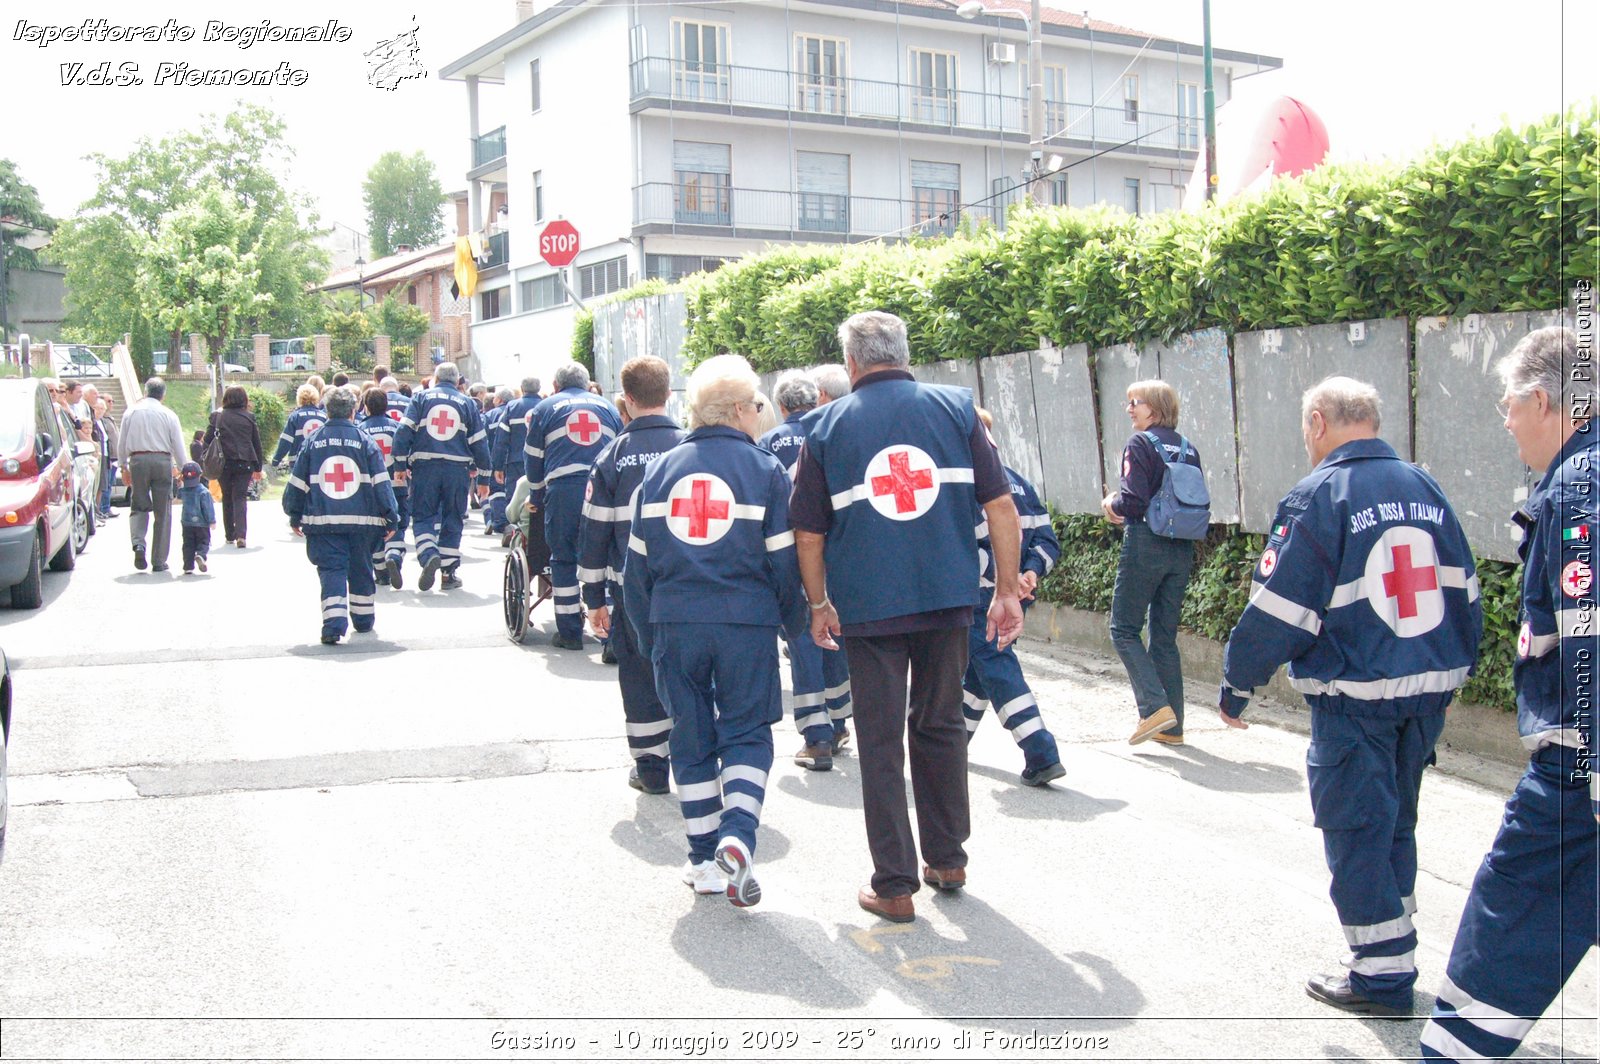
[922,865,966,891]
[857,886,915,923]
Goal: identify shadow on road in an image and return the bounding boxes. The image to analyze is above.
[611,815,796,871]
[1126,743,1302,794]
[969,762,1131,822]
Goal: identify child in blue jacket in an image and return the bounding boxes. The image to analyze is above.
[178,462,216,574]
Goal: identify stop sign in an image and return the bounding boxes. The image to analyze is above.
[539,220,581,268]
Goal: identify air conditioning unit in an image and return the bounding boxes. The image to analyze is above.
[988,42,1016,64]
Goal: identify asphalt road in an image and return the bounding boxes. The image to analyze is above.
[0,501,1594,1063]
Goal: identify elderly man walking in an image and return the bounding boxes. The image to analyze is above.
[1221,376,1481,1016]
[790,311,1023,923]
[392,362,491,591]
[117,377,188,572]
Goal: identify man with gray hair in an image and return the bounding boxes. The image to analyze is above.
[812,363,850,405]
[760,368,853,767]
[790,310,1023,923]
[118,376,188,572]
[392,362,492,591]
[492,376,545,551]
[525,361,622,649]
[1221,375,1481,1017]
[1421,325,1598,1062]
[479,385,518,536]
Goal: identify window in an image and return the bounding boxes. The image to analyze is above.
[1047,172,1068,206]
[673,141,732,225]
[991,175,1020,227]
[1123,74,1139,122]
[909,49,958,125]
[577,256,629,300]
[481,287,503,320]
[910,160,959,236]
[672,20,729,101]
[1124,177,1141,216]
[645,255,728,282]
[1041,65,1068,136]
[796,151,849,233]
[520,273,567,312]
[795,35,848,114]
[530,59,541,112]
[533,171,544,222]
[1177,82,1199,149]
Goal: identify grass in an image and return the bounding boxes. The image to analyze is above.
[164,380,217,440]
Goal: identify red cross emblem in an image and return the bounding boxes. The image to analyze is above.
[387,409,402,422]
[373,435,393,461]
[1362,527,1444,637]
[425,406,460,441]
[1381,544,1438,620]
[665,473,734,545]
[567,410,602,445]
[1259,547,1278,578]
[302,419,324,439]
[1561,560,1592,599]
[1517,621,1532,658]
[865,445,939,521]
[317,455,361,500]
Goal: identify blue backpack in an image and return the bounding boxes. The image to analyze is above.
[1142,431,1210,540]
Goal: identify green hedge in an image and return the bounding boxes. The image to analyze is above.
[246,386,286,455]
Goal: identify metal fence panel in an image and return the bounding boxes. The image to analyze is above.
[1029,342,1101,512]
[1152,328,1240,525]
[1094,341,1159,497]
[1415,309,1569,562]
[979,350,1044,489]
[911,358,980,396]
[1235,318,1412,533]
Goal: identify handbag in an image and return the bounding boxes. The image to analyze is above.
[201,416,227,481]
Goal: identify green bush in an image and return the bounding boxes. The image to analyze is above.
[246,386,286,454]
[570,309,594,374]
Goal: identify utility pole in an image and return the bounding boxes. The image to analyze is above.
[1027,0,1045,204]
[1202,0,1218,202]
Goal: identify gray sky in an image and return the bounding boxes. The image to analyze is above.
[4,0,1596,238]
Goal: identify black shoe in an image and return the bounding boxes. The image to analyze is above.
[600,642,617,665]
[386,557,403,590]
[551,632,583,651]
[418,556,441,591]
[152,563,168,572]
[440,572,463,590]
[196,555,208,573]
[1020,761,1066,787]
[500,529,515,548]
[133,546,147,570]
[1304,973,1410,1018]
[320,633,341,646]
[628,766,670,794]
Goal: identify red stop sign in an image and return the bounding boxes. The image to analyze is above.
[539,220,581,268]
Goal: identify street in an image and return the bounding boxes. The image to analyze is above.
[0,502,1594,1063]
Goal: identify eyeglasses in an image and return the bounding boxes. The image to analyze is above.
[1125,397,1147,409]
[745,399,765,413]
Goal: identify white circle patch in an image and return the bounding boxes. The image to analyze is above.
[864,445,940,522]
[566,409,604,446]
[316,454,362,501]
[423,405,461,441]
[664,473,736,546]
[1517,620,1532,658]
[302,419,324,439]
[1259,547,1278,578]
[1362,525,1445,638]
[1561,560,1592,599]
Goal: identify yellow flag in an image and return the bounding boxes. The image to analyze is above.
[454,237,479,299]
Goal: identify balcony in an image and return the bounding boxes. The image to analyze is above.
[481,230,509,269]
[472,125,507,169]
[633,183,964,241]
[628,57,1197,157]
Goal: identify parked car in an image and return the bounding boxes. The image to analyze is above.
[1,645,11,863]
[53,344,114,379]
[0,378,81,607]
[152,350,248,376]
[269,338,314,373]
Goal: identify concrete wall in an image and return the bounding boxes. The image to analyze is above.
[593,291,692,425]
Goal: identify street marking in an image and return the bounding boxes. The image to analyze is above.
[896,955,1002,982]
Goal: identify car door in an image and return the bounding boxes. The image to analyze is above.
[42,399,73,548]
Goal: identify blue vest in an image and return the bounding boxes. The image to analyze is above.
[624,425,805,642]
[978,466,1059,588]
[385,391,408,420]
[524,388,623,491]
[492,394,540,472]
[800,377,981,625]
[282,419,399,534]
[357,412,407,496]
[758,411,812,472]
[273,405,327,463]
[392,385,491,470]
[577,414,685,608]
[1222,438,1483,719]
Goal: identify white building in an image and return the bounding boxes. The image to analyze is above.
[441,0,1282,384]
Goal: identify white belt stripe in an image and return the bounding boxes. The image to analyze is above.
[1523,630,1559,658]
[720,764,769,789]
[628,534,647,556]
[1328,565,1478,609]
[830,466,974,511]
[1341,913,1414,946]
[1522,726,1587,751]
[582,503,622,522]
[300,515,390,527]
[638,501,767,521]
[467,429,487,444]
[577,566,607,583]
[311,471,379,487]
[524,444,544,458]
[677,780,720,802]
[766,531,795,551]
[1291,667,1471,700]
[287,475,309,492]
[1249,582,1323,635]
[546,463,591,481]
[553,603,583,614]
[409,452,472,463]
[1434,976,1536,1040]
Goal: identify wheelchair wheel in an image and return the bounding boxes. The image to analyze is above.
[503,546,530,644]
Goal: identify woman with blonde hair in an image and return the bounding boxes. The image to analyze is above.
[271,382,328,469]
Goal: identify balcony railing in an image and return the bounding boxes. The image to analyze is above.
[633,183,965,240]
[482,231,509,269]
[472,125,507,169]
[629,57,1196,154]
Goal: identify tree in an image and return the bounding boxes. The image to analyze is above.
[54,104,326,348]
[0,159,54,341]
[136,183,271,404]
[363,151,446,258]
[372,294,431,372]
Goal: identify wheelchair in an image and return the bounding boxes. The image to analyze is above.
[502,522,554,644]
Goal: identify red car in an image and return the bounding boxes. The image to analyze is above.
[0,378,85,607]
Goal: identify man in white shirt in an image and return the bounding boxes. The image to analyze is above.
[117,378,188,572]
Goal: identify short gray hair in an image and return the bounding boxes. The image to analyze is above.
[774,370,818,414]
[812,364,850,402]
[687,354,759,429]
[434,362,461,385]
[325,385,358,420]
[553,362,590,392]
[379,376,399,391]
[145,377,166,400]
[838,311,910,371]
[495,386,515,405]
[521,376,542,397]
[1302,376,1381,432]
[1498,326,1589,420]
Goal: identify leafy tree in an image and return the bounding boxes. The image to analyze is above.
[54,104,326,349]
[319,301,372,370]
[363,151,446,257]
[0,159,54,339]
[371,294,431,372]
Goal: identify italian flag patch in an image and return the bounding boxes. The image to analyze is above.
[1565,525,1590,543]
[1272,521,1290,538]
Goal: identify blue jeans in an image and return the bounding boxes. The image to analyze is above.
[1109,522,1194,732]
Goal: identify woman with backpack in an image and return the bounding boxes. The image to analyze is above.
[1101,379,1209,747]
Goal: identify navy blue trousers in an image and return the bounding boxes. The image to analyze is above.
[1420,744,1597,1060]
[611,581,670,785]
[306,531,381,638]
[372,489,410,566]
[1307,709,1445,1009]
[785,630,852,746]
[544,479,586,640]
[653,623,779,864]
[409,463,468,573]
[963,589,1059,772]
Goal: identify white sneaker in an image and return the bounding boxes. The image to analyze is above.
[714,836,762,908]
[681,860,726,896]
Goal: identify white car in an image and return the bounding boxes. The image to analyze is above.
[152,351,248,376]
[54,344,114,378]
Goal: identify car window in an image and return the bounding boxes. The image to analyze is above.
[34,385,60,451]
[0,387,33,454]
